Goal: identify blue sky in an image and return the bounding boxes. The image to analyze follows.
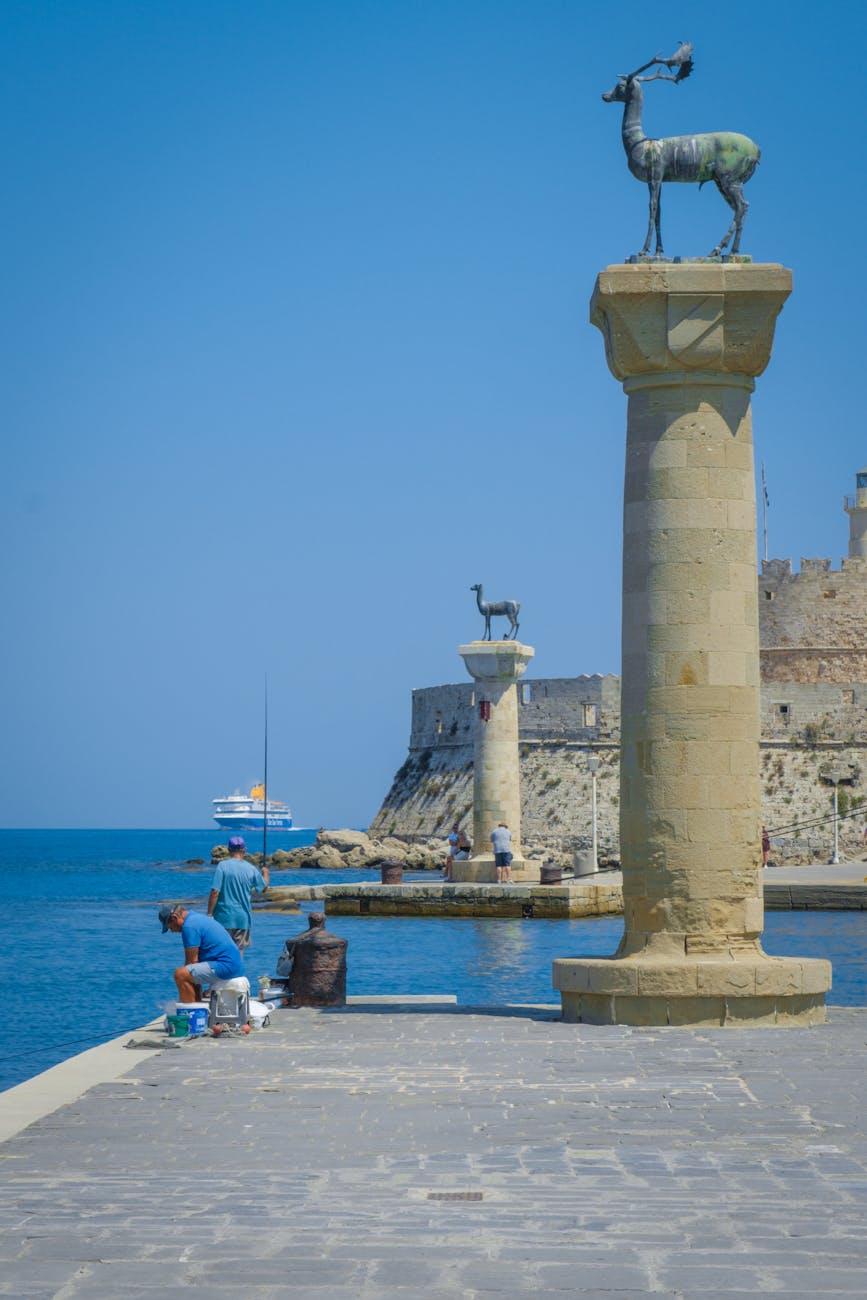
[2,1,865,829]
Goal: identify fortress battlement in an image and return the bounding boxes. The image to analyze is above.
[409,673,621,752]
[760,546,867,684]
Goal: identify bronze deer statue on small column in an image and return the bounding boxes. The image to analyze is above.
[602,43,760,259]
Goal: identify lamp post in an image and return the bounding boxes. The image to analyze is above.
[822,763,851,866]
[587,755,600,872]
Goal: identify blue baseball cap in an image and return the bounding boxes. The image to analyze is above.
[228,836,246,852]
[159,904,179,932]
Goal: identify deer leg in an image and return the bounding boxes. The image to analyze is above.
[729,183,748,255]
[710,178,739,257]
[653,188,664,257]
[639,182,657,256]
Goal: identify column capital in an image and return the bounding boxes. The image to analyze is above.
[590,263,791,384]
[458,641,535,684]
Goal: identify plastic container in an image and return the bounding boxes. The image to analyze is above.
[176,1002,209,1035]
[166,1015,190,1038]
[209,985,250,1028]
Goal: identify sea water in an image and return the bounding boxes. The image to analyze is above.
[2,829,866,1095]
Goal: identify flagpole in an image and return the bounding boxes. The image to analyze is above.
[761,460,769,563]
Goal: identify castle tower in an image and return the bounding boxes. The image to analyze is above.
[844,468,867,558]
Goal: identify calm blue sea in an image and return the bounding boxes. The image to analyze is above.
[2,829,866,1095]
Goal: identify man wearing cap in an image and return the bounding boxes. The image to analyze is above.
[207,836,269,952]
[159,904,244,1003]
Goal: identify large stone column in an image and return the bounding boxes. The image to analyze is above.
[553,263,830,1025]
[453,641,538,883]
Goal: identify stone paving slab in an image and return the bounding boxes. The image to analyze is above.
[2,1005,867,1296]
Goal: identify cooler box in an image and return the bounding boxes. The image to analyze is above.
[209,977,251,1028]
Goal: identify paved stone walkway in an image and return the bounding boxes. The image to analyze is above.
[3,1005,867,1297]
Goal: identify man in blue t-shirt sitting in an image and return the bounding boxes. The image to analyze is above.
[159,903,245,1003]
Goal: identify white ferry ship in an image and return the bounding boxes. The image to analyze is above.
[212,784,294,830]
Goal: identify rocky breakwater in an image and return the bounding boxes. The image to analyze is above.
[211,828,446,873]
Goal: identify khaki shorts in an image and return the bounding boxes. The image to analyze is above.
[226,928,251,950]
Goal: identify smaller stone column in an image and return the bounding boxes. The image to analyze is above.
[453,641,538,883]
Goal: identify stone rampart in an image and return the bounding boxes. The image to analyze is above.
[371,677,867,860]
[760,555,867,683]
[409,674,620,751]
[761,680,867,742]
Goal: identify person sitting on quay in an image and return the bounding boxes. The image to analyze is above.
[444,822,460,881]
[491,821,513,884]
[207,835,269,952]
[159,903,245,1003]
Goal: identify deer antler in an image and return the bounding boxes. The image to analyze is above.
[622,54,664,81]
[625,42,693,85]
[662,41,693,81]
[637,70,680,85]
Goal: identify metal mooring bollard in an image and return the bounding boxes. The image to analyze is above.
[277,912,347,1007]
[380,858,404,884]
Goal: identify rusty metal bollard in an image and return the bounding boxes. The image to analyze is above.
[540,861,563,885]
[278,913,347,1007]
[380,858,403,884]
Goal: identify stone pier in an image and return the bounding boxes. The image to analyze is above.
[453,640,539,882]
[553,263,831,1025]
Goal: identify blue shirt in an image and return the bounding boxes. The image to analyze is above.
[490,826,512,854]
[180,910,244,979]
[211,858,266,930]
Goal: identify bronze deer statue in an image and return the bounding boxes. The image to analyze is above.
[602,43,760,259]
[471,584,520,641]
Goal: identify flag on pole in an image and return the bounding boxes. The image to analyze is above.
[761,461,769,508]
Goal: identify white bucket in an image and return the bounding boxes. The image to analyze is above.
[176,1002,209,1035]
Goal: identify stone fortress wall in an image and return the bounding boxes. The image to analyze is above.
[760,555,867,688]
[409,674,622,751]
[370,474,867,862]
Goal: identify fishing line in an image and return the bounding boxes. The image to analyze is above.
[9,1024,158,1061]
[769,803,867,839]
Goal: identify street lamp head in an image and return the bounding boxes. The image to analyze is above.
[586,756,601,774]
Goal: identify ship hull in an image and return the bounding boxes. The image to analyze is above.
[213,813,294,830]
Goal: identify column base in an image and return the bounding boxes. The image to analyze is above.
[552,954,831,1026]
[451,855,541,884]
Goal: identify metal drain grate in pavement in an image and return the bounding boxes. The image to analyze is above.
[427,1192,483,1201]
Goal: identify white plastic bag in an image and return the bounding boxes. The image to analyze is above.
[248,998,276,1029]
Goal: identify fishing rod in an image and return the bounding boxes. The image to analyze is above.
[263,674,268,871]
